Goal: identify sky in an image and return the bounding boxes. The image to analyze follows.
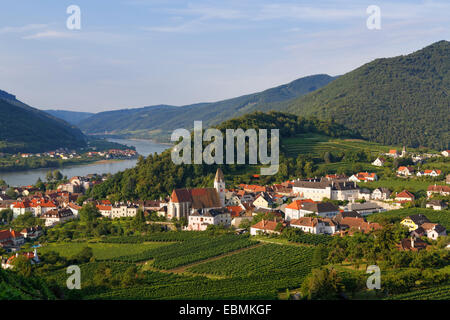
[0,0,448,112]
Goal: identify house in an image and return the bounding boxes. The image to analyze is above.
[290,217,322,234]
[395,190,415,202]
[1,249,40,269]
[0,229,25,248]
[167,169,224,220]
[252,192,274,209]
[371,187,392,200]
[299,202,340,218]
[187,208,231,231]
[67,202,82,216]
[226,205,245,218]
[441,150,450,157]
[349,172,378,182]
[336,217,382,235]
[371,157,386,167]
[284,199,315,221]
[387,149,400,158]
[417,169,442,177]
[97,205,113,218]
[400,214,430,231]
[397,166,415,176]
[20,226,43,240]
[292,179,359,201]
[346,202,385,216]
[358,188,372,200]
[250,219,284,236]
[111,204,138,218]
[398,237,428,251]
[420,223,447,240]
[427,184,450,197]
[426,199,448,210]
[333,211,362,223]
[41,208,76,227]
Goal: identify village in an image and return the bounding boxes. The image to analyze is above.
[1,143,449,270]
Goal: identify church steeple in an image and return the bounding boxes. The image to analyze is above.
[214,168,225,207]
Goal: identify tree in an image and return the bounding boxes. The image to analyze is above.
[79,203,100,223]
[71,246,93,264]
[300,267,344,300]
[121,265,138,287]
[0,209,14,224]
[11,255,32,277]
[35,178,45,191]
[133,209,146,230]
[46,170,54,182]
[53,170,63,181]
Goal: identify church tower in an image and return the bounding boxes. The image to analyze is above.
[214,168,225,207]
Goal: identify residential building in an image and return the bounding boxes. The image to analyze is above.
[397,166,415,176]
[41,208,76,227]
[349,172,377,182]
[299,202,340,218]
[416,169,442,177]
[252,192,274,209]
[111,204,138,218]
[427,184,450,197]
[426,199,447,210]
[395,190,415,202]
[250,219,284,236]
[371,157,386,167]
[401,214,430,231]
[187,208,231,231]
[284,199,315,221]
[292,180,359,201]
[371,187,392,200]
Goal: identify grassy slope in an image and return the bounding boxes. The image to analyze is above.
[0,98,86,153]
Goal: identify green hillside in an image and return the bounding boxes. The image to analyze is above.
[283,40,450,149]
[44,110,94,126]
[0,97,87,153]
[0,268,55,300]
[78,74,337,141]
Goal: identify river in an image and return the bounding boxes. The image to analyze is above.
[0,139,171,187]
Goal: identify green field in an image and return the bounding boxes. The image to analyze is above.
[281,133,396,158]
[38,241,170,260]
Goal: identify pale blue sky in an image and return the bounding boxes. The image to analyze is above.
[0,0,448,112]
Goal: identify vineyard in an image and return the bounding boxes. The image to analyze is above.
[281,133,391,158]
[385,284,450,300]
[187,244,317,277]
[103,234,257,269]
[283,233,332,246]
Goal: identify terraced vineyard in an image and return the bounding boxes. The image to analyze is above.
[281,133,393,158]
[385,284,450,300]
[187,244,316,277]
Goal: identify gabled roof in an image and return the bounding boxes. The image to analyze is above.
[171,188,222,209]
[251,219,281,232]
[290,217,319,228]
[405,214,430,225]
[396,190,415,199]
[301,202,339,213]
[285,199,315,210]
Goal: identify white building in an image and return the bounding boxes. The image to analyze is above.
[187,209,231,231]
[292,179,359,202]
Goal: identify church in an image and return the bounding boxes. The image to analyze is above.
[167,168,226,220]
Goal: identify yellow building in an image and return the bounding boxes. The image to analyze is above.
[401,214,430,231]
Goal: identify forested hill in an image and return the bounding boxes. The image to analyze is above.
[87,111,359,201]
[78,74,337,141]
[44,110,94,126]
[283,40,450,150]
[0,97,87,153]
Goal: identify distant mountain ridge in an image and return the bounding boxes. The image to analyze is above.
[44,110,94,126]
[282,40,450,149]
[78,74,337,141]
[0,89,17,101]
[0,95,87,153]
